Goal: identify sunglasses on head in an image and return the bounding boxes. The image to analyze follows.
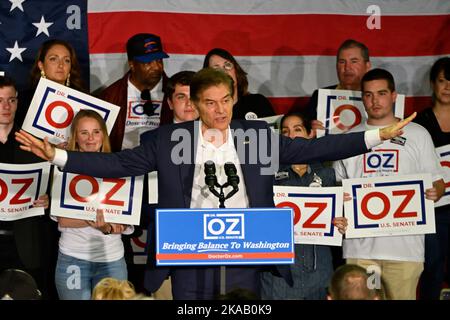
[140,89,155,116]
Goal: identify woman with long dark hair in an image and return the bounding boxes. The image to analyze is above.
[203,48,275,120]
[16,39,86,126]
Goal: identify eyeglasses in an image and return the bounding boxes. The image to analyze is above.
[140,89,155,116]
[212,61,234,71]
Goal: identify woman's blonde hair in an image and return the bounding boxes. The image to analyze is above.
[92,277,136,300]
[66,109,111,153]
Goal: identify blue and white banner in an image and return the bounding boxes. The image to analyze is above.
[156,208,294,266]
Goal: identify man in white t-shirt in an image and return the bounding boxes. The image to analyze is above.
[333,68,445,300]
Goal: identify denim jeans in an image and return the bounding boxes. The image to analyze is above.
[55,251,127,300]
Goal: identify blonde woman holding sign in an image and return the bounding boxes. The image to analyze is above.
[54,110,132,300]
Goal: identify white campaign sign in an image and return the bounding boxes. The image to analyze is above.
[274,185,343,246]
[22,78,120,144]
[51,171,143,225]
[435,144,450,207]
[0,162,50,221]
[343,174,435,238]
[316,89,405,137]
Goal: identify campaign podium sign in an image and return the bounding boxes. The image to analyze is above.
[156,208,294,266]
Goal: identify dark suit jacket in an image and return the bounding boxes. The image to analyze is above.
[64,119,369,298]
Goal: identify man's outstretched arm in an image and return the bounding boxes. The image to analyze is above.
[16,129,156,178]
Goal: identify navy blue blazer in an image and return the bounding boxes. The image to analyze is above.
[64,119,369,296]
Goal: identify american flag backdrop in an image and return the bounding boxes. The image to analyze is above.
[1,0,449,115]
[88,0,450,115]
[0,0,89,91]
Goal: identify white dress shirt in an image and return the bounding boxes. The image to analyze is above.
[189,120,250,209]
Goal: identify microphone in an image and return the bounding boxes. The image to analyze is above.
[204,160,217,189]
[224,162,239,190]
[140,89,155,116]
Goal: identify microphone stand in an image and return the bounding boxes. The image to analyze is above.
[205,163,239,209]
[209,181,238,209]
[204,162,240,296]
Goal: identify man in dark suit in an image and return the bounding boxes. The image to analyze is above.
[16,68,415,300]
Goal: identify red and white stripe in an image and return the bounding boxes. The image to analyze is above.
[88,0,450,115]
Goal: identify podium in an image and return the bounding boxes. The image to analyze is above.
[155,207,294,295]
